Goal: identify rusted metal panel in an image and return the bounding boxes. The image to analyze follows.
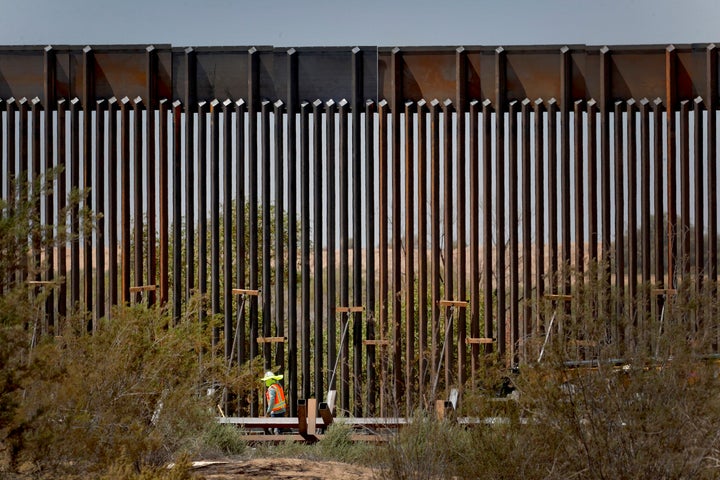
[0,49,44,100]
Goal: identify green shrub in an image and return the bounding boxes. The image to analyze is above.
[316,423,372,464]
[199,422,247,457]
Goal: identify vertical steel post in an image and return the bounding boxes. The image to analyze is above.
[261,100,272,367]
[351,47,363,417]
[495,48,507,359]
[614,101,625,342]
[287,48,299,416]
[172,101,182,321]
[248,49,260,416]
[587,100,598,266]
[377,99,388,414]
[560,47,572,295]
[627,100,638,332]
[210,99,220,348]
[326,99,337,393]
[666,46,678,288]
[365,100,376,415]
[235,99,247,409]
[146,46,157,306]
[533,99,545,337]
[574,100,585,276]
[456,47,468,380]
[547,99,558,295]
[57,99,67,319]
[482,99,493,355]
[94,99,105,324]
[442,99,454,387]
[70,98,80,309]
[133,97,144,304]
[508,101,519,364]
[417,99,429,398]
[521,99,532,359]
[108,98,118,309]
[158,99,168,307]
[198,101,209,339]
[338,99,350,411]
[300,101,311,402]
[120,97,131,305]
[82,47,93,318]
[404,100,414,414]
[652,99,665,287]
[223,99,233,367]
[43,46,56,330]
[470,99,480,372]
[706,45,717,282]
[273,100,285,372]
[429,99,440,396]
[391,48,403,413]
[679,100,690,272]
[312,98,324,404]
[693,97,704,283]
[185,48,196,303]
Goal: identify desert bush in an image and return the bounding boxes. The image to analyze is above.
[379,412,474,480]
[199,422,247,457]
[7,304,227,474]
[316,422,372,464]
[510,344,720,479]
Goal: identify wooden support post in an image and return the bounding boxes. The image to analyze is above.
[435,400,454,420]
[307,398,317,436]
[319,402,334,428]
[297,399,308,436]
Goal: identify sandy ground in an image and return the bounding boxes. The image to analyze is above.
[189,458,376,479]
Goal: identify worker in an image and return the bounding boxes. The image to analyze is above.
[261,371,286,434]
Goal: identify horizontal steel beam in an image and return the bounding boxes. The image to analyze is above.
[0,44,716,108]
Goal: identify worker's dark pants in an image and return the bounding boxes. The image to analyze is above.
[269,410,286,435]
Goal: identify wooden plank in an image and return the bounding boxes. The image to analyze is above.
[465,337,494,345]
[129,285,157,293]
[438,299,468,308]
[651,288,677,296]
[336,306,364,313]
[256,336,286,343]
[363,339,390,346]
[232,288,259,296]
[544,294,573,302]
[236,434,389,443]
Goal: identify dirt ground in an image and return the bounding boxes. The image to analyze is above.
[190,458,376,479]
